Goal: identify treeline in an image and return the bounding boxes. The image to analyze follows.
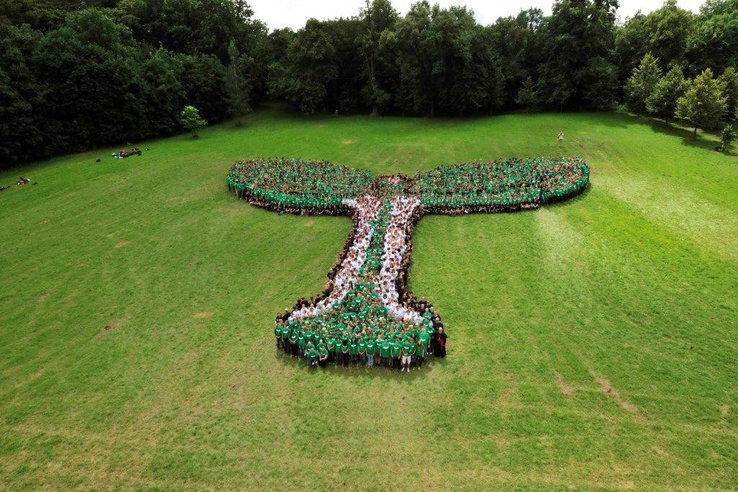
[1,0,737,166]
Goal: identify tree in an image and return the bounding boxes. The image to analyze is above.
[718,67,738,122]
[33,8,146,151]
[675,68,727,138]
[270,19,339,115]
[625,52,662,113]
[180,105,206,137]
[391,1,436,116]
[515,76,540,111]
[721,124,736,152]
[0,24,45,166]
[538,0,620,111]
[646,64,688,124]
[225,40,253,123]
[358,0,398,115]
[686,0,738,75]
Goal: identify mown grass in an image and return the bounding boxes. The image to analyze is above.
[0,108,736,490]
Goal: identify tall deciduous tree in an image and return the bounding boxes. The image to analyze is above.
[686,0,738,75]
[675,68,727,138]
[717,67,738,122]
[538,0,620,111]
[225,40,253,121]
[34,8,145,151]
[358,0,398,115]
[625,53,662,113]
[270,19,338,114]
[646,64,688,124]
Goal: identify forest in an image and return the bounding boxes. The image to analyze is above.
[1,0,736,166]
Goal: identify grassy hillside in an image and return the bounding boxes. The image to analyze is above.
[0,109,736,490]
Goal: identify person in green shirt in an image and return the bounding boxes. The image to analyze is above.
[340,339,350,367]
[358,337,366,365]
[349,337,359,365]
[401,338,415,372]
[390,338,402,370]
[380,338,391,367]
[297,332,307,359]
[306,342,318,368]
[365,338,375,368]
[326,337,337,364]
[289,329,298,357]
[274,323,282,350]
[318,344,329,368]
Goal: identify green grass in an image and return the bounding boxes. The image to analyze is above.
[0,108,736,490]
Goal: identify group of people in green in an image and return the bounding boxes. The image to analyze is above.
[227,156,589,217]
[411,157,589,214]
[226,156,588,372]
[274,314,447,371]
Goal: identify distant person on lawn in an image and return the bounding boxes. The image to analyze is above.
[558,131,564,146]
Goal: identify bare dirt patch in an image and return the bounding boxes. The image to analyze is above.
[720,404,730,417]
[596,376,638,413]
[305,220,315,227]
[99,320,124,336]
[114,240,130,249]
[341,139,355,145]
[193,312,213,319]
[554,372,575,396]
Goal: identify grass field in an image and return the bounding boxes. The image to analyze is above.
[1,108,736,490]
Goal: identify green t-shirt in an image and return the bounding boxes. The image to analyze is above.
[380,341,390,357]
[318,346,328,358]
[365,341,375,354]
[358,341,366,354]
[326,339,336,352]
[341,343,350,354]
[307,347,317,358]
[391,342,401,357]
[349,342,358,355]
[403,341,416,356]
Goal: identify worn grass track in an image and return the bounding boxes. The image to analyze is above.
[0,109,736,490]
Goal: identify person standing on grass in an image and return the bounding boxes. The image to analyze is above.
[391,337,402,370]
[318,344,329,368]
[306,342,318,367]
[326,336,336,364]
[341,338,350,367]
[349,337,359,365]
[401,337,413,372]
[380,337,391,367]
[435,327,447,358]
[358,335,367,366]
[365,336,375,368]
[558,131,564,146]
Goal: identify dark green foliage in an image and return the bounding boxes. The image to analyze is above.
[33,8,146,150]
[718,67,738,122]
[538,0,620,111]
[676,68,727,138]
[646,64,688,124]
[0,25,44,164]
[268,19,339,115]
[2,0,738,167]
[686,0,738,75]
[721,123,736,151]
[625,53,662,113]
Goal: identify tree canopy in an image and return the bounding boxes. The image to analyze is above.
[1,0,737,167]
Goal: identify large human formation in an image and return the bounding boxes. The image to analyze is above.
[227,157,589,369]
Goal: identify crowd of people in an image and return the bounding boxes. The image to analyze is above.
[411,157,589,214]
[227,156,589,369]
[227,158,373,213]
